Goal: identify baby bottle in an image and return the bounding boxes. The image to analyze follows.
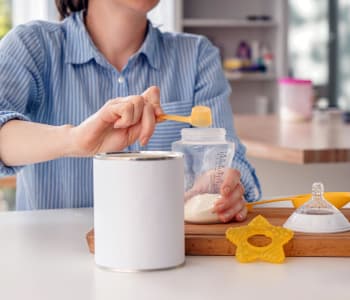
[172,128,235,223]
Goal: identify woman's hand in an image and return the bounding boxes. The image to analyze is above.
[213,169,247,222]
[184,168,247,223]
[68,86,162,157]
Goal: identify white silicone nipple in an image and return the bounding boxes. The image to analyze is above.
[296,182,337,215]
[284,182,350,233]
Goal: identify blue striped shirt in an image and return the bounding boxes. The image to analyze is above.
[0,11,261,210]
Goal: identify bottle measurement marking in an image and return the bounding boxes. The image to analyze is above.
[214,151,227,191]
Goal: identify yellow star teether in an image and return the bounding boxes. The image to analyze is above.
[226,215,294,263]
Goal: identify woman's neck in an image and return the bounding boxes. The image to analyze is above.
[85,1,148,71]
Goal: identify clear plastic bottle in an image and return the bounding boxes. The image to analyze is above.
[172,128,235,223]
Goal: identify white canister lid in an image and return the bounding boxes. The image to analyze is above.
[94,151,183,161]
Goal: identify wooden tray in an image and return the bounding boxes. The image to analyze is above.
[86,208,350,257]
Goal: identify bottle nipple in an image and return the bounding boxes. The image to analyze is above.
[299,183,336,215]
[284,182,350,233]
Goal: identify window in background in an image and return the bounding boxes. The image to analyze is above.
[288,0,329,103]
[148,0,178,32]
[289,0,350,108]
[338,0,350,111]
[12,0,54,26]
[0,0,11,38]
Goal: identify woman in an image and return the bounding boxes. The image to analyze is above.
[0,0,260,221]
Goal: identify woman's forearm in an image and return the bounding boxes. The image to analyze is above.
[0,120,74,166]
[0,88,161,167]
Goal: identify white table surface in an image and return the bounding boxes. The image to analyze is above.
[0,208,349,300]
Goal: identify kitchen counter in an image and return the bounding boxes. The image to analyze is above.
[0,208,349,300]
[234,114,350,164]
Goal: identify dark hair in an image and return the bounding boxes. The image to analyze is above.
[55,0,89,20]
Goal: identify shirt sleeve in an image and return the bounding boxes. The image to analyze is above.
[0,24,45,176]
[193,37,261,202]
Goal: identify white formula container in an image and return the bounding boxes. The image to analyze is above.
[93,152,185,272]
[278,78,313,122]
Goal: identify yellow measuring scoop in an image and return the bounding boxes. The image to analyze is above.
[246,192,350,211]
[157,106,212,127]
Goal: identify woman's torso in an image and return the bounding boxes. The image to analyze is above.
[13,12,206,209]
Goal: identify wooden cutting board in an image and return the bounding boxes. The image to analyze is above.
[86,208,350,257]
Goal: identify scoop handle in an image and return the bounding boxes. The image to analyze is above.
[157,114,191,124]
[246,197,294,211]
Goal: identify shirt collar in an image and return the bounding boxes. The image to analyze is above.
[137,21,161,70]
[64,11,97,64]
[65,11,161,70]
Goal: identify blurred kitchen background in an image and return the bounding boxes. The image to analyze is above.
[0,0,349,210]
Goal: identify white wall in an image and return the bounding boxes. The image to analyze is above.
[148,0,180,32]
[12,0,53,25]
[250,157,350,198]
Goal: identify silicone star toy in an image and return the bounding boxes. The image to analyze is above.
[226,215,294,263]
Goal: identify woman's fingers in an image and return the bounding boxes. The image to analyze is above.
[97,96,141,127]
[235,204,248,222]
[139,103,156,146]
[217,197,247,223]
[88,87,161,151]
[214,185,244,213]
[220,169,241,196]
[210,168,247,223]
[130,97,145,125]
[142,86,163,117]
[111,99,157,146]
[217,198,245,223]
[214,169,244,213]
[99,85,162,130]
[113,96,144,128]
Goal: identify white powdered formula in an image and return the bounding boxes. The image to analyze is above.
[184,193,222,224]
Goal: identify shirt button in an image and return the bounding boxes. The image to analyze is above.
[118,76,125,84]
